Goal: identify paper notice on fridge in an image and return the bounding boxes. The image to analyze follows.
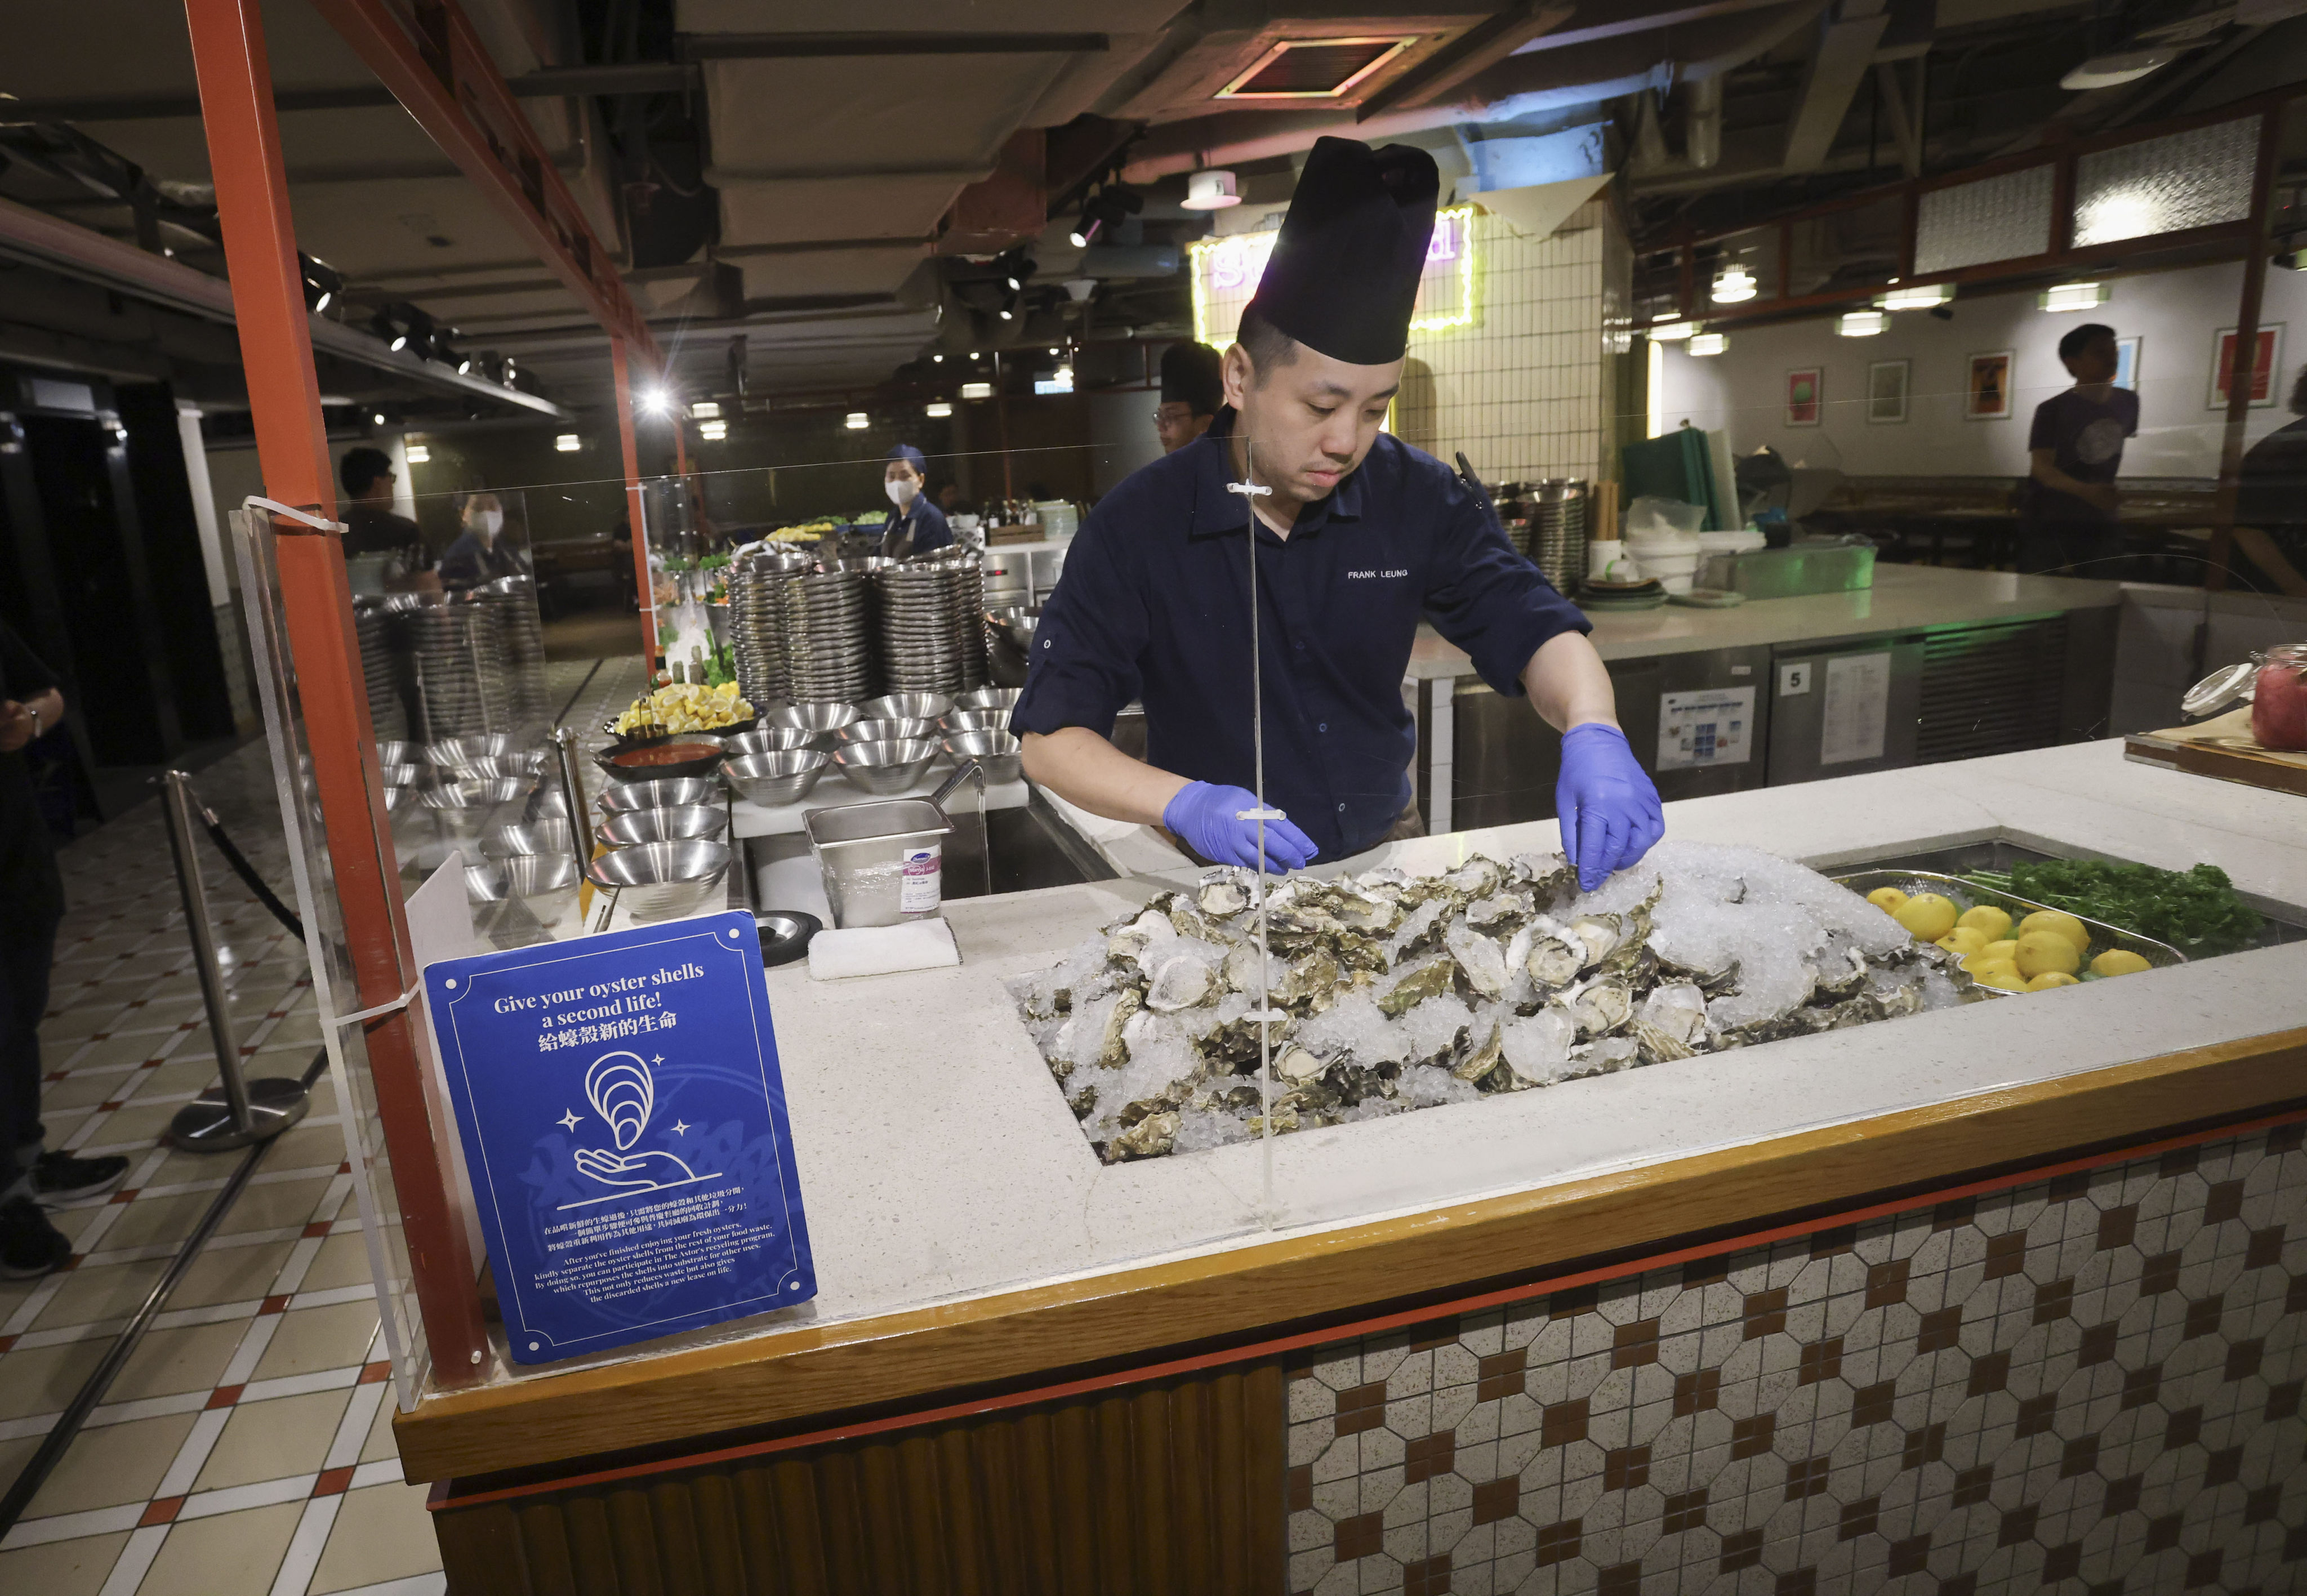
[1656,686,1756,770]
[1821,652,1892,765]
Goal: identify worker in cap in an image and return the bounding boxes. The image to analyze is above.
[1156,341,1224,453]
[879,443,952,559]
[1012,136,1661,886]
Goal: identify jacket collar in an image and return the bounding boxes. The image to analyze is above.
[1184,406,1367,542]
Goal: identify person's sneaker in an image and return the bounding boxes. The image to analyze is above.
[32,1151,131,1206]
[0,1196,73,1280]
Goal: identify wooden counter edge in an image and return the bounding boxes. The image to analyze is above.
[395,1026,2307,1483]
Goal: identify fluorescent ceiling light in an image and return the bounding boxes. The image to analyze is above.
[2060,48,2176,91]
[1687,332,1729,356]
[689,401,720,420]
[925,401,954,418]
[2039,281,2108,313]
[1648,320,1696,341]
[844,412,869,430]
[959,381,994,400]
[403,444,429,463]
[1837,310,1888,337]
[699,420,727,440]
[555,434,580,452]
[1878,282,1953,311]
[1711,264,1757,304]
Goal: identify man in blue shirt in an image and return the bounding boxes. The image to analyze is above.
[2020,322,2139,576]
[880,445,952,558]
[1013,137,1662,889]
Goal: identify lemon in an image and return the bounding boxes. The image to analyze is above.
[1867,886,1909,914]
[2027,971,2081,991]
[1981,939,2021,965]
[1957,905,2012,941]
[1936,928,1988,957]
[2018,910,2091,960]
[2016,931,2080,979]
[1971,961,2027,992]
[2091,948,2152,977]
[1893,893,1958,942]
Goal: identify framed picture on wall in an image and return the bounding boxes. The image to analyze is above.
[2116,336,2140,391]
[1867,359,1910,424]
[2210,324,2284,409]
[1785,367,1823,427]
[1966,351,2014,421]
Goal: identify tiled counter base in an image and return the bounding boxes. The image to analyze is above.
[1286,1123,2307,1596]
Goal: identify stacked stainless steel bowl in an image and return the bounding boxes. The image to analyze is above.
[728,548,813,708]
[407,602,502,741]
[950,554,988,690]
[475,576,550,732]
[873,559,970,696]
[1530,479,1589,597]
[778,569,875,702]
[355,598,409,741]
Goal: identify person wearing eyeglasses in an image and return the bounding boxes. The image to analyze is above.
[1155,341,1223,454]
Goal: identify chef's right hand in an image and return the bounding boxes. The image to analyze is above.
[1162,781,1317,872]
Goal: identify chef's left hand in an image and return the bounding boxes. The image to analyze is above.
[1556,722,1664,892]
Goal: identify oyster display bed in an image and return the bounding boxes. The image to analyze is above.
[1006,840,1976,1163]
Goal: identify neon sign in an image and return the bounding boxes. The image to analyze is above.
[1190,206,1477,349]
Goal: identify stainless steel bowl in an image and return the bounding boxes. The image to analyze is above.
[584,839,731,920]
[425,733,520,767]
[596,778,720,813]
[831,737,941,796]
[858,692,954,723]
[502,852,582,921]
[724,750,829,807]
[837,717,936,746]
[595,804,729,848]
[419,778,530,837]
[764,701,859,737]
[446,752,547,781]
[942,729,1023,784]
[721,726,815,758]
[938,708,1010,735]
[375,739,420,768]
[377,762,425,787]
[955,686,1023,712]
[986,606,1040,652]
[484,821,577,859]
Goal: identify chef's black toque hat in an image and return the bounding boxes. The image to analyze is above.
[1159,341,1224,416]
[1245,136,1439,367]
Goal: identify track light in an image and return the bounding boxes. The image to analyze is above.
[1068,183,1144,248]
[300,253,341,314]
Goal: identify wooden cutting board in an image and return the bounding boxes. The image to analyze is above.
[2123,707,2307,798]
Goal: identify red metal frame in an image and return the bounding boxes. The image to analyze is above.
[426,1103,2307,1510]
[184,0,489,1381]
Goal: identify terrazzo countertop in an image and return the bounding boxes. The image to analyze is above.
[466,739,2306,1389]
[1406,563,2121,677]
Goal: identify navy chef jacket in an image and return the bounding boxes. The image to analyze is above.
[1009,408,1590,862]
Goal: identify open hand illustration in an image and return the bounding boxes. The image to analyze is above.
[573,1147,700,1189]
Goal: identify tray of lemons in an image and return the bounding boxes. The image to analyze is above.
[1833,868,2184,996]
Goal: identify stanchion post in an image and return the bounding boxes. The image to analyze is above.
[160,771,309,1151]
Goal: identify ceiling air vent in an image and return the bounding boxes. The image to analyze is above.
[1217,37,1416,100]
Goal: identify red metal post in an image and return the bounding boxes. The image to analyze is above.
[2205,105,2288,593]
[184,0,489,1380]
[611,337,656,663]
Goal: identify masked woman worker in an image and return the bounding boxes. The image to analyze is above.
[880,445,952,559]
[438,490,526,591]
[1012,137,1663,890]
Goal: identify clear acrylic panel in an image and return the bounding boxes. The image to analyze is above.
[1914,162,2056,274]
[2073,115,2261,247]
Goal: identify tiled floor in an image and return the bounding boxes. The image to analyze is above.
[0,660,633,1593]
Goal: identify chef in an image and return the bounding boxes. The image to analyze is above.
[879,445,952,558]
[1012,136,1663,889]
[1155,340,1223,453]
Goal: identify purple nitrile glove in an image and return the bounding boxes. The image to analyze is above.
[1162,781,1318,873]
[1556,723,1665,892]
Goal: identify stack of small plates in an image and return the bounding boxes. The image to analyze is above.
[1530,479,1589,598]
[948,554,988,690]
[729,549,812,708]
[778,569,875,702]
[874,559,969,696]
[354,598,408,741]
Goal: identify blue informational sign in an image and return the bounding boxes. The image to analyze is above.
[422,911,815,1365]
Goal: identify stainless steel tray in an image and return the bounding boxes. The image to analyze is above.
[1831,868,2186,997]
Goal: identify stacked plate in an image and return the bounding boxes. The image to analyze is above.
[874,559,971,696]
[354,598,408,742]
[778,569,875,702]
[729,549,813,708]
[1530,479,1589,597]
[475,576,550,733]
[950,554,988,690]
[407,603,500,741]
